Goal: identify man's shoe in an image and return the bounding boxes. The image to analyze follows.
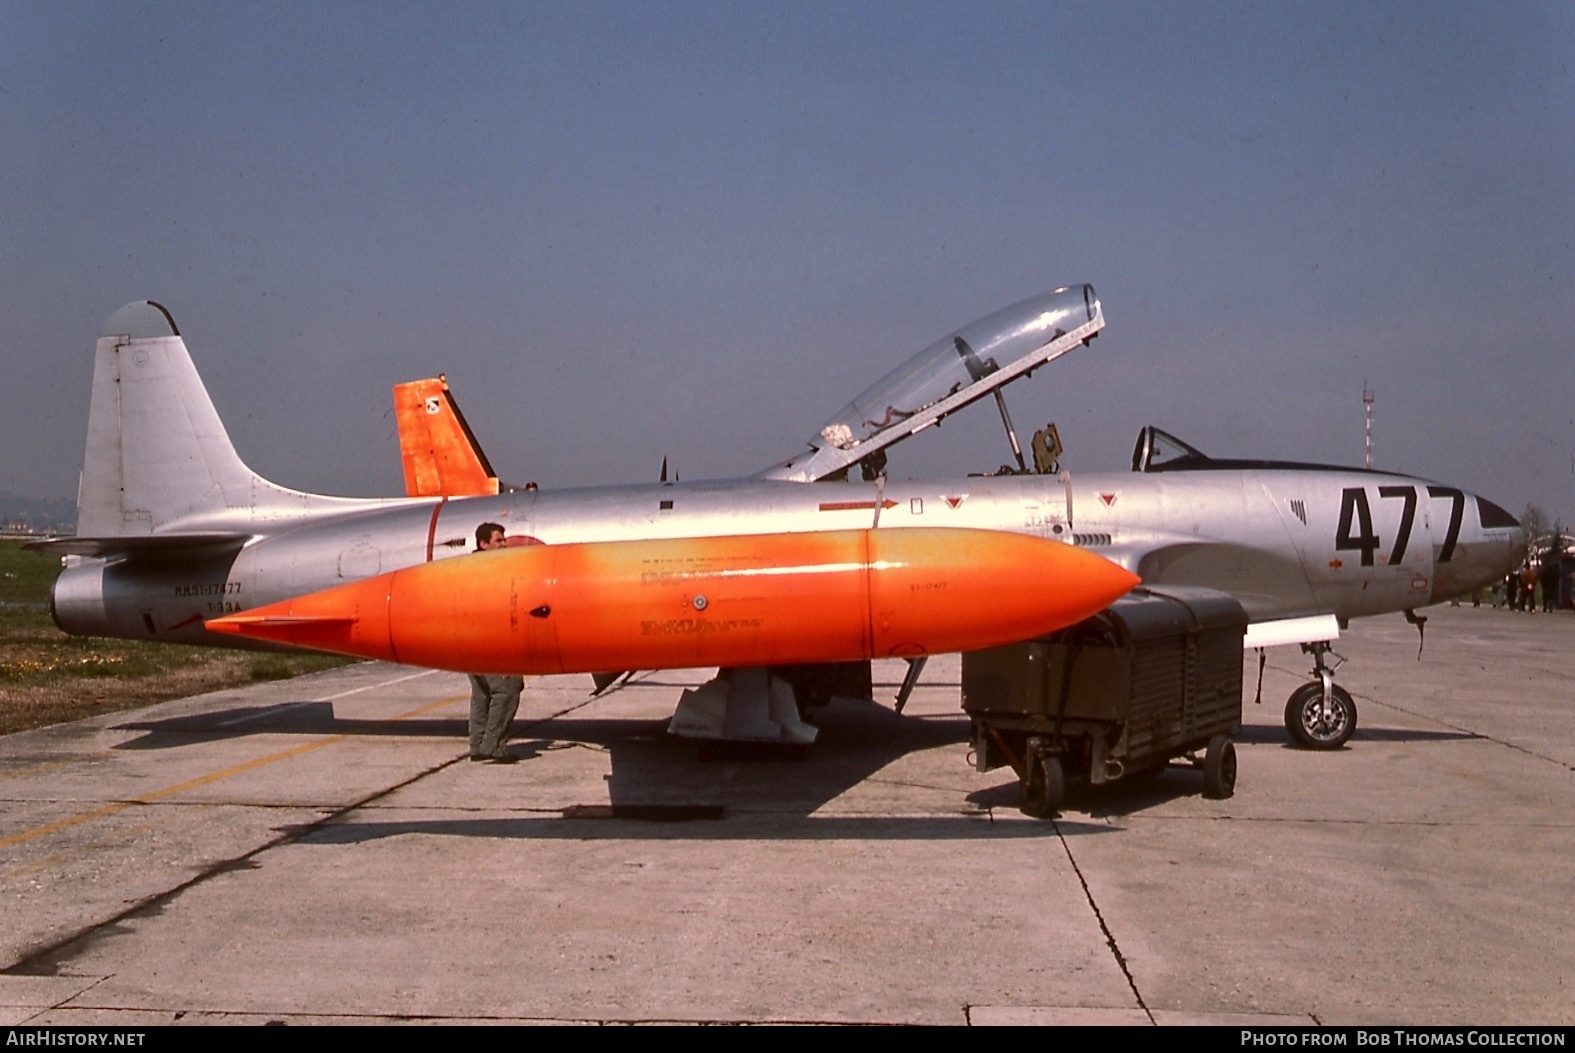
[484,753,518,765]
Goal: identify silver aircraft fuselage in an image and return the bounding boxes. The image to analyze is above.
[53,466,1522,649]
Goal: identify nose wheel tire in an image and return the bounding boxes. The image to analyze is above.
[1020,753,1064,818]
[1284,683,1356,750]
[1202,734,1237,799]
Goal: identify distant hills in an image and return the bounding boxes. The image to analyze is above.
[0,492,76,534]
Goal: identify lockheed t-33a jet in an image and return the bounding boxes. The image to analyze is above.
[36,287,1523,763]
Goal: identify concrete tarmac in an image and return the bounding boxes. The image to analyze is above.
[0,606,1569,1025]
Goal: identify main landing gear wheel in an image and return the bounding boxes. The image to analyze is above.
[1202,734,1237,799]
[1284,683,1357,750]
[1020,753,1064,818]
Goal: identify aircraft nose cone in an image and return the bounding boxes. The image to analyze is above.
[1507,524,1529,567]
[1428,494,1526,605]
[1485,507,1527,583]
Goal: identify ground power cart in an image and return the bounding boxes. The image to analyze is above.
[962,586,1246,816]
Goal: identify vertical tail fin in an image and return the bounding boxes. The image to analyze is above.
[392,375,500,498]
[77,301,377,538]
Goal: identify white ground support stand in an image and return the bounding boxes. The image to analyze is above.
[667,666,818,744]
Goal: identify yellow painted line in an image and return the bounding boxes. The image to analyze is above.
[1,672,446,782]
[0,693,466,852]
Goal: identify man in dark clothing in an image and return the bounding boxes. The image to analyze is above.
[468,522,523,763]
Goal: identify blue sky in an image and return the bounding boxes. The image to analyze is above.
[3,1,1571,523]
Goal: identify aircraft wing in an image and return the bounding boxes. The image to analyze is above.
[760,285,1104,483]
[392,376,500,498]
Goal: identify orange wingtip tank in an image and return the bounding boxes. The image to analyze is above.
[206,528,1138,674]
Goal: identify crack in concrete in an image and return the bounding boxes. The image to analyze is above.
[1052,817,1155,1025]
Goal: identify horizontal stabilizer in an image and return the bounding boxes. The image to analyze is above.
[24,532,251,559]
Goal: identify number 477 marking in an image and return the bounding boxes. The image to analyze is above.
[1336,485,1464,566]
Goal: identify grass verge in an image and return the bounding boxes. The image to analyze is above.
[0,540,350,735]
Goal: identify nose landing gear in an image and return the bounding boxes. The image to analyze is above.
[1283,641,1356,749]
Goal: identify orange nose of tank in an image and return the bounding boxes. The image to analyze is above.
[207,528,1138,674]
[864,528,1137,656]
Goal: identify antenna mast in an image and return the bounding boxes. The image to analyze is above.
[1362,383,1375,470]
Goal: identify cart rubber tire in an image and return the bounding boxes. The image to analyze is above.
[1284,682,1357,750]
[1021,754,1064,818]
[1202,734,1237,799]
